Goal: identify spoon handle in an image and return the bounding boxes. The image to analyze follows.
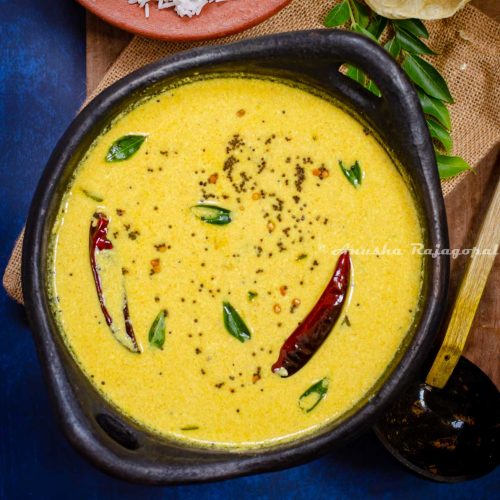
[426,178,500,388]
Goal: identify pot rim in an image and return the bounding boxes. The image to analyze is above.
[22,29,449,485]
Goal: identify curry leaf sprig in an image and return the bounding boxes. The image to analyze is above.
[325,0,471,180]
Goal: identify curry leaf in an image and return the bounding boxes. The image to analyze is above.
[340,160,363,188]
[247,291,258,301]
[299,378,329,413]
[324,0,350,27]
[350,0,370,28]
[395,27,435,55]
[366,79,382,97]
[402,54,454,103]
[393,19,429,39]
[223,302,251,342]
[148,310,166,349]
[191,204,232,225]
[106,134,147,162]
[427,118,453,153]
[384,37,401,58]
[367,16,388,39]
[417,90,451,130]
[345,64,366,86]
[436,155,471,179]
[352,23,379,43]
[322,8,467,181]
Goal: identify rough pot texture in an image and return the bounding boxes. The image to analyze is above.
[22,31,449,485]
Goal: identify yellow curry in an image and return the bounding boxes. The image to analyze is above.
[50,77,423,449]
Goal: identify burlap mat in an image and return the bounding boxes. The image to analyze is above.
[3,1,499,304]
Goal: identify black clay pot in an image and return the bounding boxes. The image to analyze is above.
[22,30,449,485]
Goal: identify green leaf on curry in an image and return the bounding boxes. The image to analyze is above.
[427,118,453,154]
[148,310,166,349]
[339,160,363,188]
[417,90,451,130]
[324,0,350,27]
[223,302,251,343]
[106,134,148,162]
[299,378,329,413]
[191,204,232,225]
[247,291,258,301]
[402,54,454,103]
[436,155,472,179]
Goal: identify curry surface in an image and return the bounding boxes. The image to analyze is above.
[51,77,423,448]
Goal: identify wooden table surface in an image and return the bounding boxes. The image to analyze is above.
[84,2,499,387]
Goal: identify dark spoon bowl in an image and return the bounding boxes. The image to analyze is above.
[374,357,500,482]
[22,30,449,485]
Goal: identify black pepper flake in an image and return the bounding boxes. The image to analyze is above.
[226,134,245,154]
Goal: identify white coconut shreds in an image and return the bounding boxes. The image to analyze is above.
[127,0,228,18]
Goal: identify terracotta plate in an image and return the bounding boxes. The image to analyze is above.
[77,0,293,41]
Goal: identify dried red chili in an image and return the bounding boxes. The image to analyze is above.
[89,213,140,353]
[271,251,351,377]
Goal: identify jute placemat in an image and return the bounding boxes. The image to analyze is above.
[3,0,500,304]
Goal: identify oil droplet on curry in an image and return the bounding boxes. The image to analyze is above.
[50,77,423,449]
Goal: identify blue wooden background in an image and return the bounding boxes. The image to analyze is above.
[0,0,497,497]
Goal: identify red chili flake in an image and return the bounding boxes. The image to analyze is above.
[150,258,161,274]
[252,367,262,384]
[208,173,218,184]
